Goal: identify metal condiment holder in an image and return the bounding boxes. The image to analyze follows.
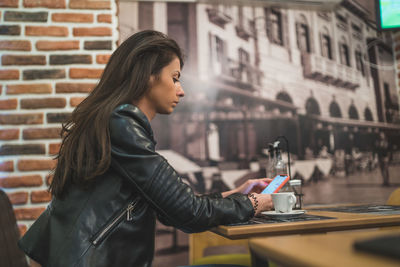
[274,136,303,209]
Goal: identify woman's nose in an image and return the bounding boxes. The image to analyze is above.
[176,84,185,97]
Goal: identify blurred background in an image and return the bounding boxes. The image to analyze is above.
[1,0,400,266]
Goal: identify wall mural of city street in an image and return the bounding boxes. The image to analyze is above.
[119,0,400,205]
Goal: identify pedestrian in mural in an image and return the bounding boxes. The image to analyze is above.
[375,132,390,186]
[344,133,355,177]
[18,30,274,267]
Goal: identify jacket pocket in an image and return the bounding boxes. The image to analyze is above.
[91,196,140,246]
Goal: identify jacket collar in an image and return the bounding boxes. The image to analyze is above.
[115,104,156,144]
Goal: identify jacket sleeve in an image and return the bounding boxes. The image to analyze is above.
[109,109,254,233]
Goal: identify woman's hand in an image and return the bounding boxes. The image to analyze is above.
[235,178,272,194]
[220,178,274,216]
[248,193,274,216]
[221,178,272,197]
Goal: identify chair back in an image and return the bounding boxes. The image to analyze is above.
[0,189,29,267]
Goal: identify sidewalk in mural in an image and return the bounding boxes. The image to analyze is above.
[302,164,400,205]
[152,164,400,267]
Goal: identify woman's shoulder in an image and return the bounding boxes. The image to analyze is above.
[110,104,155,142]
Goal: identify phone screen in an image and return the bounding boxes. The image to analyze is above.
[261,175,290,194]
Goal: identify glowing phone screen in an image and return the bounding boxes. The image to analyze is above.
[261,175,290,194]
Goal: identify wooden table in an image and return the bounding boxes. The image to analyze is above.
[189,205,400,264]
[213,208,400,239]
[249,228,400,267]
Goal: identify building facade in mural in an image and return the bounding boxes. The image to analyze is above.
[119,0,399,189]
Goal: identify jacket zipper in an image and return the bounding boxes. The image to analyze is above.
[92,199,139,246]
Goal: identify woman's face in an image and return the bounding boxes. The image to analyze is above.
[145,56,184,115]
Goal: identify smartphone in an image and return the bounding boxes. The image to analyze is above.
[261,175,290,194]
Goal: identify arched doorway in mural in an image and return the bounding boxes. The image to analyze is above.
[349,104,359,119]
[276,91,293,103]
[274,92,299,157]
[305,97,321,115]
[329,101,342,118]
[302,97,322,157]
[364,107,373,121]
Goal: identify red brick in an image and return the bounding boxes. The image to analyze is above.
[96,54,111,64]
[70,97,85,107]
[23,127,61,139]
[84,40,112,50]
[0,40,31,51]
[0,25,20,35]
[69,0,110,9]
[18,159,56,171]
[0,99,17,109]
[36,40,79,51]
[2,55,46,65]
[97,14,111,23]
[70,68,103,79]
[21,98,66,109]
[0,144,45,156]
[7,191,28,205]
[0,113,43,125]
[4,11,47,22]
[0,0,18,7]
[14,207,46,220]
[26,26,68,37]
[0,69,19,80]
[46,174,53,185]
[73,27,112,36]
[0,175,43,188]
[6,83,52,94]
[18,224,27,236]
[52,13,93,23]
[24,0,65,8]
[23,69,65,80]
[56,82,95,93]
[0,161,14,172]
[31,190,52,203]
[49,143,61,155]
[0,129,19,140]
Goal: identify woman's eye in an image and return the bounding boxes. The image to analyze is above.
[173,78,179,83]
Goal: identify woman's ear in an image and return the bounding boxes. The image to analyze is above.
[147,75,155,89]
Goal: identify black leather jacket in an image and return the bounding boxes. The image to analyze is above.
[18,104,254,267]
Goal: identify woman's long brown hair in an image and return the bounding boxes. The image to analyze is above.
[50,30,184,198]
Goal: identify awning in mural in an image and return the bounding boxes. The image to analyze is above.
[306,114,400,131]
[157,149,202,174]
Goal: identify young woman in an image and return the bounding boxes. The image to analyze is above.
[18,30,273,267]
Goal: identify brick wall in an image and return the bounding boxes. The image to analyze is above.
[0,0,118,236]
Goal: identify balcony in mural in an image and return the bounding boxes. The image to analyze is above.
[235,19,253,40]
[219,58,263,92]
[206,5,233,27]
[301,53,360,90]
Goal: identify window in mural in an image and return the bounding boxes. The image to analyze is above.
[210,34,226,75]
[339,38,351,66]
[238,48,251,84]
[296,15,310,53]
[320,27,332,59]
[355,50,365,76]
[266,8,283,45]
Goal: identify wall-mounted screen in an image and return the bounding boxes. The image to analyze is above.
[377,0,400,30]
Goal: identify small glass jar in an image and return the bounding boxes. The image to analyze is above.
[289,179,303,209]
